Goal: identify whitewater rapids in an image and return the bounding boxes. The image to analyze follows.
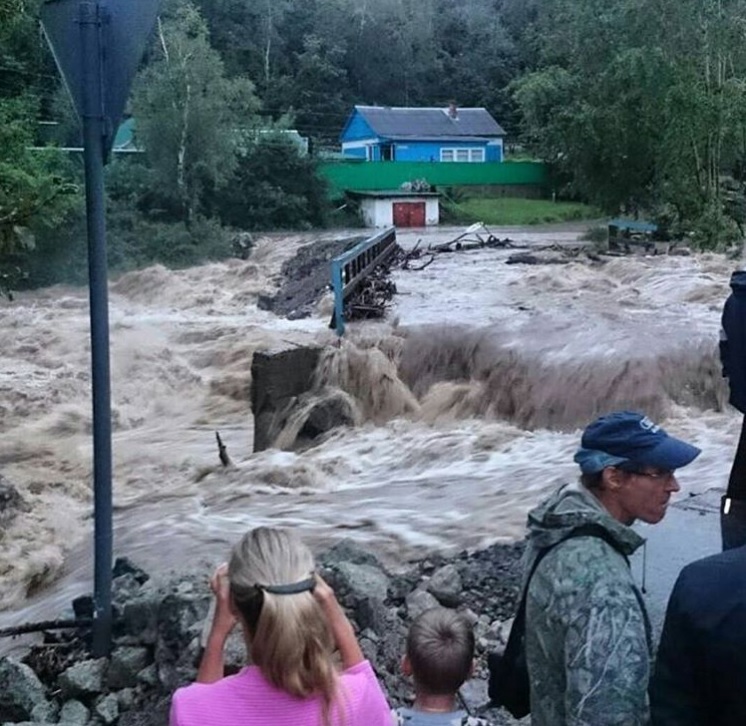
[0,225,740,637]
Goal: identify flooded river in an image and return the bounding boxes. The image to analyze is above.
[0,225,739,641]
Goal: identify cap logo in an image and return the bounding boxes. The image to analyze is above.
[639,416,660,433]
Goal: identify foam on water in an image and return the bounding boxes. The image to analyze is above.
[0,227,742,637]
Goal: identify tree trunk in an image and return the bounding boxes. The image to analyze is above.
[177,80,192,224]
[264,0,272,83]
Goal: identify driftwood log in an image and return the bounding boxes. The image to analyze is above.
[0,618,91,639]
[215,431,231,467]
[344,268,398,322]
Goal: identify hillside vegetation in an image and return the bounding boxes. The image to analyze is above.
[3,0,746,288]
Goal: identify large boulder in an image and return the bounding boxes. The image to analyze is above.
[0,658,53,723]
[426,563,463,607]
[58,699,89,724]
[94,694,119,725]
[107,646,152,689]
[154,579,211,690]
[318,539,384,569]
[113,580,161,646]
[405,589,440,620]
[328,562,390,607]
[58,659,107,699]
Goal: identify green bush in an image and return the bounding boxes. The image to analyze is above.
[581,225,608,243]
[439,200,472,225]
[10,202,233,290]
[107,212,232,271]
[440,186,471,205]
[328,197,365,228]
[689,202,741,251]
[214,133,328,230]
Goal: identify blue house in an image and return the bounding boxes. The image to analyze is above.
[340,104,505,162]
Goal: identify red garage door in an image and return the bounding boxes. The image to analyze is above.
[393,202,426,227]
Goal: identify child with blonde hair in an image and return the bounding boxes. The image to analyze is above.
[170,526,391,726]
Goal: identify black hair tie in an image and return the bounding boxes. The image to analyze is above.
[260,576,316,595]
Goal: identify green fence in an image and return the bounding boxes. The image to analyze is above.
[319,160,548,197]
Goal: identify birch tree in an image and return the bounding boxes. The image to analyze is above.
[132,2,259,224]
[514,0,746,246]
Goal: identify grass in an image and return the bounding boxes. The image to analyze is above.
[443,196,601,226]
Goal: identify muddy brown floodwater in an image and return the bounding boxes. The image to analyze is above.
[0,224,740,650]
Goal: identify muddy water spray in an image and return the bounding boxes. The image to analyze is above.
[0,229,740,637]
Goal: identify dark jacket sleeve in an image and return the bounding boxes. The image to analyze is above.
[649,574,702,726]
[721,297,732,379]
[720,328,729,378]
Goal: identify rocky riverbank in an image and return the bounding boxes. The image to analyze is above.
[0,539,527,725]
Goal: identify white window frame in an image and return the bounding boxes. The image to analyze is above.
[440,147,485,162]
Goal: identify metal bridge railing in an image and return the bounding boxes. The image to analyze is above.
[330,227,397,336]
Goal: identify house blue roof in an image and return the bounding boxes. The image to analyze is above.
[351,105,505,140]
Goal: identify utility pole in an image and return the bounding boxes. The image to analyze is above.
[40,0,160,657]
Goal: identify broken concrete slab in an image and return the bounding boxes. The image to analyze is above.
[251,346,322,452]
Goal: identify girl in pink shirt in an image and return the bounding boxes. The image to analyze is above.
[170,527,392,726]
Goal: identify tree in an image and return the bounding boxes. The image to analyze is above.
[652,0,746,244]
[131,1,260,224]
[0,2,79,260]
[264,34,349,145]
[0,0,22,28]
[215,132,328,230]
[195,0,524,142]
[514,0,746,246]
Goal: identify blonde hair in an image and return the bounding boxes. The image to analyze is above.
[228,527,339,722]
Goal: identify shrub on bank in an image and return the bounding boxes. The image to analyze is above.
[6,207,234,290]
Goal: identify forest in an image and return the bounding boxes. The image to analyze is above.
[3,0,746,288]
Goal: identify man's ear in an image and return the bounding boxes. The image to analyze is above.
[401,654,413,677]
[602,466,624,491]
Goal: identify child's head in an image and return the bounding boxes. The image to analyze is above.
[404,607,475,696]
[228,527,336,703]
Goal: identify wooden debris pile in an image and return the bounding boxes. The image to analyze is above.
[344,263,398,322]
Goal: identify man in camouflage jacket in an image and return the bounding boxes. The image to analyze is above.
[523,411,700,726]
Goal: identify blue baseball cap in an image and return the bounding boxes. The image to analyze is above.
[574,411,701,474]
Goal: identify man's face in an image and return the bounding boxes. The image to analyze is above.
[614,468,681,524]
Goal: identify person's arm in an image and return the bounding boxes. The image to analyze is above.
[720,328,730,378]
[196,563,237,683]
[649,574,702,726]
[169,693,183,726]
[313,573,364,670]
[559,563,651,725]
[720,298,732,378]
